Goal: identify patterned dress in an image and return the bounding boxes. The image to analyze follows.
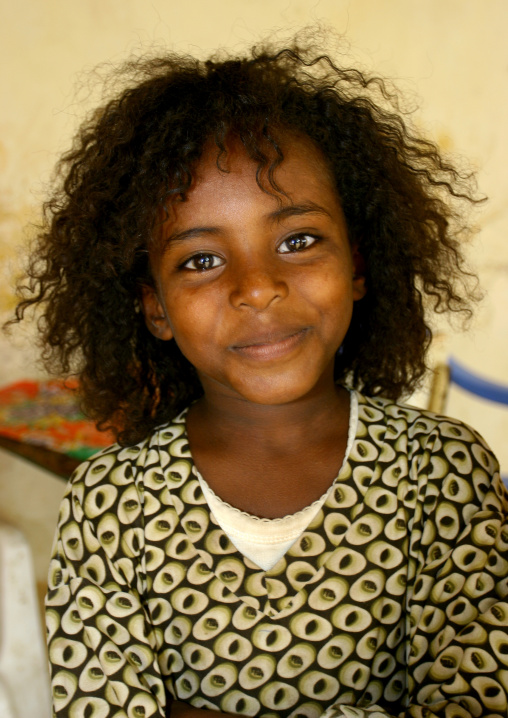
[46,393,508,718]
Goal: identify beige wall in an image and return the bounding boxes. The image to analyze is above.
[1,0,508,603]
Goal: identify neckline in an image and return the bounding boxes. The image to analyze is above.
[153,390,382,614]
[185,389,359,526]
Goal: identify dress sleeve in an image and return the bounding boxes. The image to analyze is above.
[45,451,168,718]
[323,423,508,718]
[401,426,508,717]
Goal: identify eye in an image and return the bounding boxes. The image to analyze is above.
[278,234,319,254]
[181,253,223,271]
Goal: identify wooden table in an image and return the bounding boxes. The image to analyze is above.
[0,434,80,480]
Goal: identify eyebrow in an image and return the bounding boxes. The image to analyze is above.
[268,201,333,222]
[163,226,218,247]
[161,202,332,250]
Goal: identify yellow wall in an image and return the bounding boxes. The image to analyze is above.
[1,0,508,602]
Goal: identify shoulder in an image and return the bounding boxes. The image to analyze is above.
[353,391,502,495]
[52,410,198,572]
[356,390,496,452]
[63,408,193,511]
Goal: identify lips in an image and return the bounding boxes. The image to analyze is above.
[231,328,308,360]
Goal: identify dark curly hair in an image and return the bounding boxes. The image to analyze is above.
[11,37,480,445]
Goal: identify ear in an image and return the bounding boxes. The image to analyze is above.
[351,245,367,301]
[140,285,174,341]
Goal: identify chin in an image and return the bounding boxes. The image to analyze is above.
[234,378,320,406]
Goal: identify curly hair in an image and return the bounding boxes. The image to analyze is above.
[11,37,480,445]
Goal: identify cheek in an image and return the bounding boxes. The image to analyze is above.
[164,289,220,352]
[310,280,354,348]
[301,267,354,314]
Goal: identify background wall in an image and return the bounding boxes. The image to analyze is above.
[1,0,507,615]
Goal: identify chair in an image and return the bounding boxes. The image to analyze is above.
[0,522,51,718]
[428,357,508,414]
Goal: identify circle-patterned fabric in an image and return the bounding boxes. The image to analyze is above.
[46,393,508,718]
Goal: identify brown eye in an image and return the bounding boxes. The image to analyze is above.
[183,253,222,271]
[279,234,318,253]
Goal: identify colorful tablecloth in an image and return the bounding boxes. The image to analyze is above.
[0,380,114,460]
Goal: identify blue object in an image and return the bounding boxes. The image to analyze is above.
[447,357,508,487]
[449,357,508,406]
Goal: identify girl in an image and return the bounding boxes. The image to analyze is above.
[13,38,508,718]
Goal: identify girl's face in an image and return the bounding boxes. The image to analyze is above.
[142,136,366,408]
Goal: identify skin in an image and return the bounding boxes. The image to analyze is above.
[142,136,366,714]
[143,135,366,519]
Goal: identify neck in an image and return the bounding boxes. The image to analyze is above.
[187,381,350,452]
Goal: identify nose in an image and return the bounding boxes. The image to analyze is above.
[229,256,289,311]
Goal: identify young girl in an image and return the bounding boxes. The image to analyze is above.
[14,38,508,718]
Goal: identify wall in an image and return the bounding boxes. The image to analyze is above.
[1,0,507,614]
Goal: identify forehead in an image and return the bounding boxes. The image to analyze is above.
[154,134,345,247]
[192,134,337,204]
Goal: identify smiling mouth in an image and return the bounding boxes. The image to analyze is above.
[231,328,308,360]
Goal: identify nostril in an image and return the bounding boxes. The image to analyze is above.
[230,271,288,309]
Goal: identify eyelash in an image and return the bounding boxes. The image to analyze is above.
[180,253,224,271]
[278,233,319,253]
[179,233,320,272]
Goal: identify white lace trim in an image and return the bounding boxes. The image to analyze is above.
[194,391,358,554]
